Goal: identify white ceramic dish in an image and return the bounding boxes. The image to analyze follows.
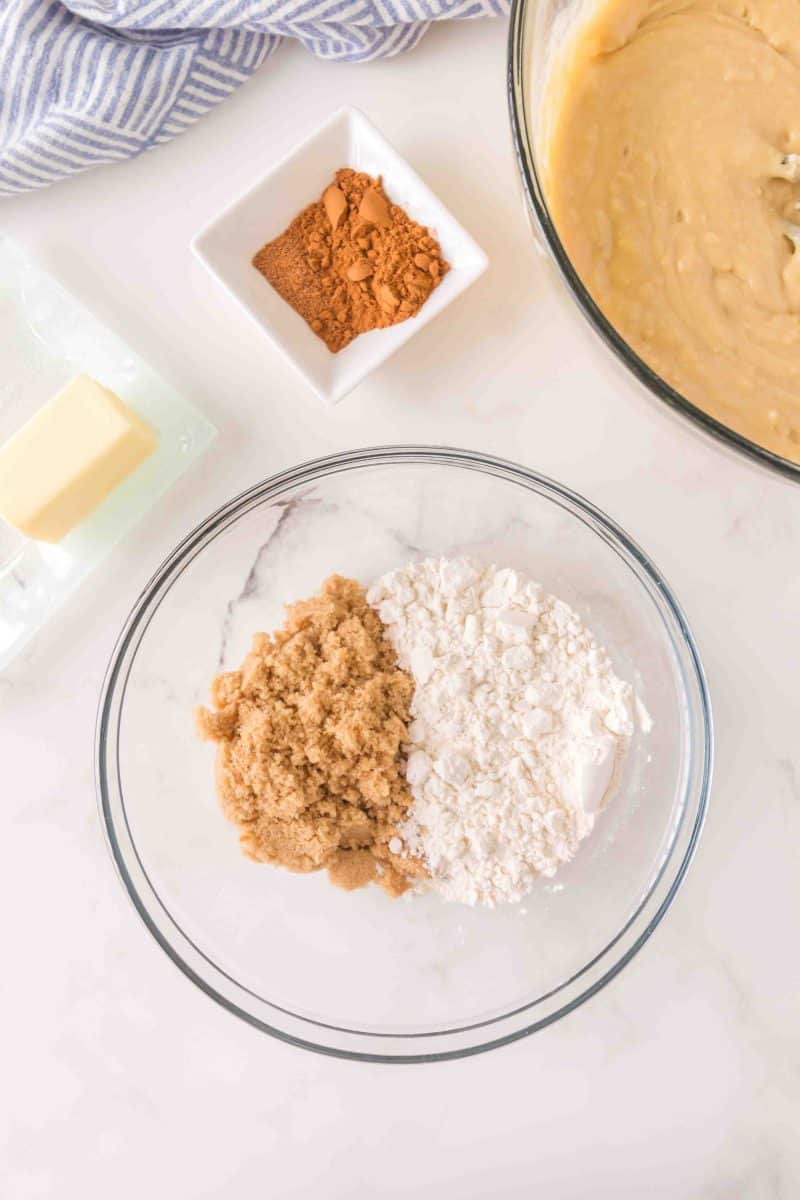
[191,108,488,405]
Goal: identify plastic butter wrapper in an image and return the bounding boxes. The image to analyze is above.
[0,237,216,669]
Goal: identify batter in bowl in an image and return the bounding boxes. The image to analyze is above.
[546,0,800,461]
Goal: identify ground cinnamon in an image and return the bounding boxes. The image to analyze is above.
[252,168,450,353]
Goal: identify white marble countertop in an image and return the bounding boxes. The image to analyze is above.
[3,17,799,1197]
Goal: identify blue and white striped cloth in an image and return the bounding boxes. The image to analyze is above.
[0,0,507,197]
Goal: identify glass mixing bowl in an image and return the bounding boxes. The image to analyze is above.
[508,0,800,483]
[96,447,712,1061]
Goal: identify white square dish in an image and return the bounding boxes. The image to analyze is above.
[191,107,489,405]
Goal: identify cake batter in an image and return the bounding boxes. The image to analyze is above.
[547,0,800,461]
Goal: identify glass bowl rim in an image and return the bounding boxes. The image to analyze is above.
[96,444,713,1062]
[507,0,800,485]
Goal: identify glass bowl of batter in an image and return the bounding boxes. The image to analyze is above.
[509,0,800,481]
[97,446,711,1061]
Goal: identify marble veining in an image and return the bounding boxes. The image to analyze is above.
[215,494,310,668]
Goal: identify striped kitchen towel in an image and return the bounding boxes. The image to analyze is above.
[0,0,507,197]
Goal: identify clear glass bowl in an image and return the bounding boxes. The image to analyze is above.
[96,447,712,1061]
[508,0,800,483]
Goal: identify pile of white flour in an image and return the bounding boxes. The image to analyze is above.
[368,557,646,907]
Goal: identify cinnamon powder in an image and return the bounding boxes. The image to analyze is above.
[252,168,449,353]
[195,575,425,897]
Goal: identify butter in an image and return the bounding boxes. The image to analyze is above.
[0,375,158,543]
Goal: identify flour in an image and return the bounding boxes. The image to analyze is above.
[367,557,646,907]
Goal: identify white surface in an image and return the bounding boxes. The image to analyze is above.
[1,19,798,1198]
[193,107,487,404]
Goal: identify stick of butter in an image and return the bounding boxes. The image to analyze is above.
[0,374,158,543]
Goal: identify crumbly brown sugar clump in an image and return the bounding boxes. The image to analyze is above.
[252,168,449,352]
[195,575,425,897]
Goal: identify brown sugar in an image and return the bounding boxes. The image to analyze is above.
[251,168,450,353]
[195,575,425,897]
